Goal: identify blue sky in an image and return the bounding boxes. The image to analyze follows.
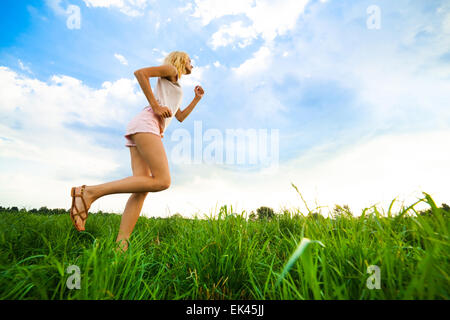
[1,0,449,218]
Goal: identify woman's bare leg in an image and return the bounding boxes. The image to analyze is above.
[71,133,170,231]
[115,146,153,251]
[115,193,147,251]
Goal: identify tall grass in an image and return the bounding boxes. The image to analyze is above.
[0,188,448,299]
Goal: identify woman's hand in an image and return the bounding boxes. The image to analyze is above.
[151,100,172,118]
[195,85,205,98]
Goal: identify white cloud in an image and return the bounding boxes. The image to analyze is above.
[178,2,192,14]
[45,0,66,15]
[114,53,128,66]
[18,59,33,74]
[82,0,149,17]
[244,0,309,42]
[210,20,258,49]
[190,0,255,26]
[153,48,169,63]
[0,66,143,185]
[231,45,272,76]
[241,1,450,126]
[227,43,289,119]
[192,0,310,49]
[351,53,450,125]
[179,64,208,87]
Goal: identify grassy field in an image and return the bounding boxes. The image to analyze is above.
[0,187,448,300]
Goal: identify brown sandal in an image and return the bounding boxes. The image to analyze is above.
[70,185,89,231]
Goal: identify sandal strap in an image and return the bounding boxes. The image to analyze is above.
[70,185,89,220]
[72,211,87,219]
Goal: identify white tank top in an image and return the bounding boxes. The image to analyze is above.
[153,76,183,136]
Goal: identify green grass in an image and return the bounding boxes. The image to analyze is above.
[0,189,448,300]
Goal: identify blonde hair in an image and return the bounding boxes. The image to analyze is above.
[163,51,190,81]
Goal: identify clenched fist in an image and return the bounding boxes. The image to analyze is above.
[194,85,205,98]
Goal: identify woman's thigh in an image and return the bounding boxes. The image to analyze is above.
[131,133,170,184]
[129,146,152,177]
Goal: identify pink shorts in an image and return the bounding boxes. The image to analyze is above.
[124,106,164,147]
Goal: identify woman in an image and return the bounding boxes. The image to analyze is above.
[69,51,205,251]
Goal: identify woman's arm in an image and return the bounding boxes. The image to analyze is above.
[176,96,201,122]
[134,70,158,109]
[176,85,205,122]
[134,65,178,117]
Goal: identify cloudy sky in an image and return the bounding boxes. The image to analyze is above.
[1,0,449,218]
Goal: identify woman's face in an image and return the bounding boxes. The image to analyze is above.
[185,57,193,75]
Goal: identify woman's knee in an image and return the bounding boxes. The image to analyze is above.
[158,176,171,191]
[141,175,170,191]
